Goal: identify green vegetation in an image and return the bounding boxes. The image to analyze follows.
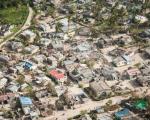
[46,82,57,96]
[16,74,25,84]
[0,5,28,25]
[85,60,95,69]
[41,3,56,16]
[78,84,83,88]
[34,0,56,17]
[26,85,36,98]
[0,0,25,8]
[0,0,29,35]
[55,22,63,33]
[134,63,141,68]
[80,110,88,115]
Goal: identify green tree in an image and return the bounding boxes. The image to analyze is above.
[80,110,87,116]
[55,22,63,33]
[46,82,57,96]
[16,74,25,84]
[26,86,36,98]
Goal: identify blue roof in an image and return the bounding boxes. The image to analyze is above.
[23,61,33,69]
[115,108,130,118]
[19,97,32,105]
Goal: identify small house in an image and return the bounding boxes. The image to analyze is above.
[49,69,67,84]
[113,57,127,67]
[69,66,94,85]
[76,42,91,52]
[115,108,135,120]
[113,55,132,67]
[57,18,76,33]
[35,89,50,98]
[20,30,36,43]
[89,80,111,98]
[39,38,51,47]
[78,27,91,36]
[140,64,150,76]
[24,45,39,54]
[109,48,126,57]
[136,76,150,87]
[100,66,120,80]
[35,101,54,117]
[31,54,47,64]
[6,41,23,52]
[0,78,8,89]
[38,23,47,31]
[114,36,132,46]
[22,61,37,70]
[96,36,113,48]
[97,112,113,120]
[122,55,132,65]
[125,68,141,79]
[19,96,32,107]
[51,40,63,50]
[19,96,40,119]
[63,60,78,72]
[60,87,87,107]
[0,93,15,104]
[53,52,64,61]
[6,82,20,93]
[47,56,58,69]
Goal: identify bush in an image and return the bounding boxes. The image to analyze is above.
[80,110,87,116]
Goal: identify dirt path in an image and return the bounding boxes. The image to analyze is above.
[43,95,130,120]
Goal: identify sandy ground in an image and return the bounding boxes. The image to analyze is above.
[43,95,130,120]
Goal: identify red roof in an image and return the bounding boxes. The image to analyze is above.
[0,93,15,102]
[0,95,8,101]
[127,68,141,76]
[49,70,64,80]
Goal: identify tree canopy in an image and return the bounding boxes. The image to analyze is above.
[0,0,28,9]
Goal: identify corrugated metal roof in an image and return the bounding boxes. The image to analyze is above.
[19,97,32,105]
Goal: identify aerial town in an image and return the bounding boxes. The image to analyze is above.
[0,0,150,120]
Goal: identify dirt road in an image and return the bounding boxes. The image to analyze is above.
[43,95,130,120]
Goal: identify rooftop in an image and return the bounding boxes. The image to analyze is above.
[19,96,33,106]
[49,69,65,80]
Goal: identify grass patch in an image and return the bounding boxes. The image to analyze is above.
[0,5,28,25]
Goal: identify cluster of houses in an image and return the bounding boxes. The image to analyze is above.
[0,0,149,119]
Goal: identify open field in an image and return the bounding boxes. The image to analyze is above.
[0,5,28,25]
